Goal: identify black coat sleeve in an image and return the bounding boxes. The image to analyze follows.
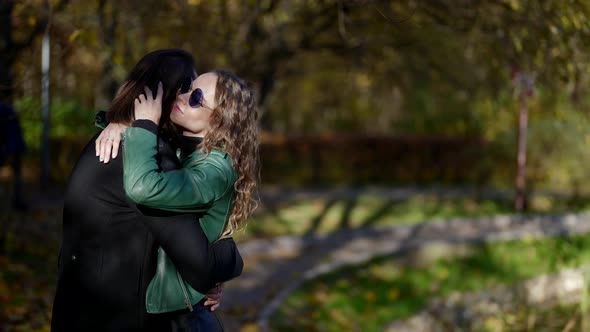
[137,207,243,293]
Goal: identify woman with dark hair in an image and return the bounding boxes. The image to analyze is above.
[52,49,242,332]
[95,49,196,163]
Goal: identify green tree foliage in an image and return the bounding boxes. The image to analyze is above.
[6,0,590,188]
[9,0,588,130]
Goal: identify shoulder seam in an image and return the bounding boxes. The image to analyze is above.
[186,156,236,203]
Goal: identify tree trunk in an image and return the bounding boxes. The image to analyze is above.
[514,90,528,211]
[95,0,119,110]
[0,1,15,103]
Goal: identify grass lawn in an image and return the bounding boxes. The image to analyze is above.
[237,193,590,240]
[467,303,582,332]
[2,189,590,331]
[270,234,590,332]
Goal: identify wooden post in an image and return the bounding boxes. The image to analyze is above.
[514,90,528,211]
[512,70,534,212]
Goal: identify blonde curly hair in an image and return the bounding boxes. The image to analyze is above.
[200,70,260,238]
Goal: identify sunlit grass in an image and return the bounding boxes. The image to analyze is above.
[270,234,590,332]
[467,303,581,332]
[237,194,590,241]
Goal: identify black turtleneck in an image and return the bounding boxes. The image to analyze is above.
[180,135,203,159]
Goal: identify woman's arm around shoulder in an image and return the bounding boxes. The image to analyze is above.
[123,123,235,212]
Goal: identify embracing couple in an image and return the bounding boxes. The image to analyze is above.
[51,49,259,331]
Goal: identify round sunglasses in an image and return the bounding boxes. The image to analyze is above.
[179,77,209,109]
[189,88,208,108]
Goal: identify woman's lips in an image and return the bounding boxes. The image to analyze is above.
[174,105,183,114]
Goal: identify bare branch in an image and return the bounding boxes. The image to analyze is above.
[337,0,348,40]
[370,1,416,24]
[12,0,70,51]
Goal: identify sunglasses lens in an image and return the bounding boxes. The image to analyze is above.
[189,88,203,108]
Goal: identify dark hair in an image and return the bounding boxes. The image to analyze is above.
[106,49,196,130]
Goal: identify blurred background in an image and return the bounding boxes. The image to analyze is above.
[1,0,590,331]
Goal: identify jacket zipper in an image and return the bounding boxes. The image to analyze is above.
[176,270,193,312]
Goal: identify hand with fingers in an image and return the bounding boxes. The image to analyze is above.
[204,283,224,312]
[95,123,128,163]
[95,82,163,164]
[135,82,163,125]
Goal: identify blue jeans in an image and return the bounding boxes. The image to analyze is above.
[169,302,224,332]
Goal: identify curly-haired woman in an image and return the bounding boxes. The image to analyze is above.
[101,70,259,331]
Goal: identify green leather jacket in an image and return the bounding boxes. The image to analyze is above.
[123,126,237,242]
[122,126,238,312]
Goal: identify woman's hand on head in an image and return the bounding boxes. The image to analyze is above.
[95,123,128,163]
[134,82,163,125]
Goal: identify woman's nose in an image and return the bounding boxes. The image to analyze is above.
[177,91,189,105]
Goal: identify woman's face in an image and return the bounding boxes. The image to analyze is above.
[170,72,217,137]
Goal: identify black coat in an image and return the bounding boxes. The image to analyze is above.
[51,133,242,332]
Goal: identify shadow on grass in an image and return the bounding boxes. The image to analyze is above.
[305,198,339,235]
[270,234,590,331]
[268,193,514,240]
[361,200,397,227]
[338,198,357,230]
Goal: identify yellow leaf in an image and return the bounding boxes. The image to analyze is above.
[509,0,520,10]
[483,316,502,330]
[356,73,371,89]
[328,309,350,327]
[437,267,449,279]
[113,54,123,65]
[364,291,376,303]
[313,290,328,304]
[387,288,400,301]
[240,322,258,332]
[69,30,81,43]
[335,278,349,288]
